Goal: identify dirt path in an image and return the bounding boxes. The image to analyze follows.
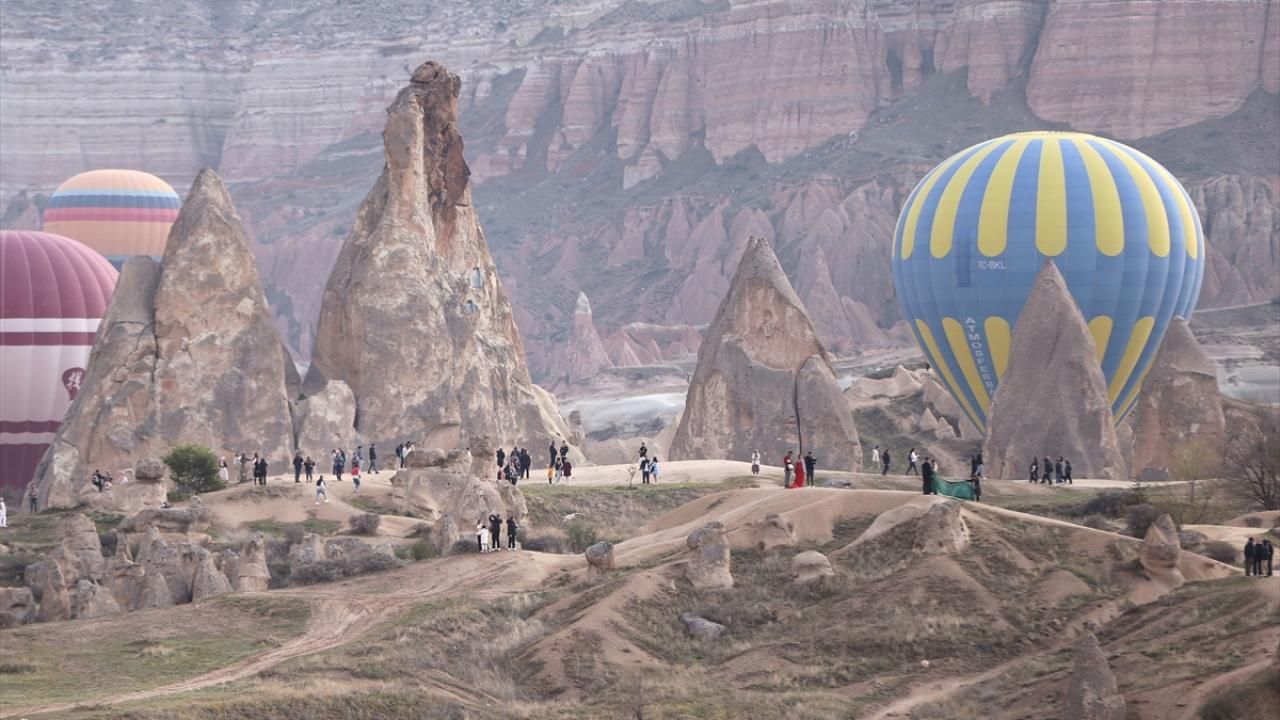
[2,552,564,719]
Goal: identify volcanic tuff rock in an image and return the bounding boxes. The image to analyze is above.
[684,521,733,592]
[549,293,613,389]
[292,379,357,457]
[791,551,834,584]
[390,445,528,528]
[984,262,1128,481]
[28,171,295,510]
[669,237,861,470]
[1129,319,1226,479]
[1064,631,1127,720]
[1140,513,1185,587]
[306,61,567,448]
[912,501,971,556]
[584,541,616,576]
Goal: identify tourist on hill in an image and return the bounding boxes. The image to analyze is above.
[921,457,934,495]
[793,455,807,489]
[974,452,984,480]
[369,444,378,474]
[871,445,881,471]
[1055,457,1064,484]
[1063,459,1073,484]
[906,448,919,476]
[331,449,341,479]
[549,440,558,466]
[314,475,329,505]
[304,456,315,482]
[1252,538,1266,577]
[497,447,506,472]
[521,448,532,480]
[28,488,38,514]
[1029,457,1039,483]
[881,448,891,476]
[1244,538,1256,576]
[562,458,574,482]
[250,454,261,484]
[560,441,569,460]
[971,467,982,502]
[640,456,651,484]
[639,442,648,460]
[649,457,660,483]
[477,520,490,553]
[1042,456,1052,485]
[750,448,761,475]
[352,460,361,494]
[1263,540,1274,577]
[547,460,556,484]
[0,497,7,527]
[293,452,304,483]
[783,451,793,488]
[238,453,251,484]
[218,459,230,486]
[804,451,817,482]
[489,514,502,552]
[396,443,405,469]
[506,516,518,550]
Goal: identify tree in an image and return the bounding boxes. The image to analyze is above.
[1223,411,1280,511]
[162,444,223,499]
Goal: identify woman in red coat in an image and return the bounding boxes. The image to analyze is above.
[793,458,806,488]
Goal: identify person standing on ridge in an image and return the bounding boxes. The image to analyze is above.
[804,451,817,483]
[506,516,518,550]
[1029,457,1039,483]
[793,454,807,489]
[1063,459,1073,484]
[648,457,659,483]
[1055,457,1064,484]
[881,448,891,476]
[369,444,378,474]
[1252,538,1266,577]
[1042,456,1052,485]
[395,443,404,469]
[477,520,490,553]
[750,448,761,476]
[497,447,506,473]
[921,457,934,495]
[304,456,315,482]
[783,451,793,488]
[639,442,648,461]
[906,448,918,476]
[293,451,304,483]
[218,459,230,486]
[1244,538,1256,576]
[560,441,569,460]
[549,440,557,466]
[640,455,651,484]
[489,514,502,552]
[562,457,574,483]
[871,445,880,472]
[28,488,38,514]
[1263,539,1274,577]
[522,448,532,480]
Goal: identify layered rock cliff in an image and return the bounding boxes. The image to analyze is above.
[306,61,565,448]
[1,0,1276,376]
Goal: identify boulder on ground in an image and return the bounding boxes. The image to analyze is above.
[33,560,71,623]
[1064,631,1126,720]
[117,505,210,535]
[685,522,733,591]
[431,513,461,556]
[0,587,35,627]
[293,379,357,458]
[228,533,270,592]
[135,457,166,482]
[791,550,834,584]
[1140,513,1184,585]
[59,513,105,580]
[742,512,797,552]
[984,262,1127,480]
[72,579,123,619]
[679,612,727,641]
[585,541,616,575]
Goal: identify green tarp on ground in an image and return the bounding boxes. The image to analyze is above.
[932,476,977,500]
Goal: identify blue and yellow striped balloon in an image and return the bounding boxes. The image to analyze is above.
[891,131,1204,432]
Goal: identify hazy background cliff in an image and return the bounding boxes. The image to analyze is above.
[2,0,1277,380]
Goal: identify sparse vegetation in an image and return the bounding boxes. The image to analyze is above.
[1201,541,1238,564]
[348,512,382,536]
[163,444,224,500]
[1223,410,1280,510]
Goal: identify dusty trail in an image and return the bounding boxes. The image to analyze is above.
[2,552,564,719]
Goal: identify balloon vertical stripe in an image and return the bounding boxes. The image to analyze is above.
[984,317,1011,379]
[978,139,1031,257]
[1088,316,1113,364]
[1069,139,1125,257]
[1107,316,1155,403]
[943,317,993,412]
[914,319,982,430]
[931,141,1009,258]
[900,141,993,260]
[1035,139,1068,256]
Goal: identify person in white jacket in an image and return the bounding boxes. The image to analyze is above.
[477,522,490,553]
[750,449,761,475]
[314,476,329,505]
[0,497,7,528]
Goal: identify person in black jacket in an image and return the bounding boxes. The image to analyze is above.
[1264,539,1274,577]
[293,452,304,483]
[506,516,518,550]
[1244,538,1256,576]
[489,514,503,552]
[497,447,506,471]
[921,457,934,495]
[521,448,531,480]
[1063,459,1073,484]
[804,451,817,482]
[368,444,378,474]
[881,449,891,476]
[1029,458,1039,483]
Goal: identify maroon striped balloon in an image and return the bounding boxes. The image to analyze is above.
[1,230,117,490]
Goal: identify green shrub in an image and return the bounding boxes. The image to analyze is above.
[1079,489,1146,518]
[1201,541,1238,564]
[1125,503,1163,538]
[565,520,599,553]
[162,444,223,500]
[410,540,433,561]
[349,513,381,536]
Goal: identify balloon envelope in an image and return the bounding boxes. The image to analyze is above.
[1,230,118,490]
[891,131,1205,432]
[43,169,180,268]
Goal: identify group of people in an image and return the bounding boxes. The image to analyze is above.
[233,453,271,485]
[781,450,817,489]
[497,446,533,483]
[547,441,573,484]
[1029,456,1073,484]
[1243,538,1275,577]
[395,442,416,468]
[477,513,518,552]
[89,469,118,492]
[637,442,661,484]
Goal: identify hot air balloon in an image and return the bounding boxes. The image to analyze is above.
[43,169,180,268]
[0,230,118,490]
[892,131,1204,433]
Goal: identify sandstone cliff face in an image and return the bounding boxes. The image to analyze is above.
[669,236,861,470]
[29,170,295,509]
[547,293,613,388]
[1129,318,1226,479]
[307,62,564,448]
[984,262,1127,481]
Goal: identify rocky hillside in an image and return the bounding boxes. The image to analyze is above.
[2,0,1277,378]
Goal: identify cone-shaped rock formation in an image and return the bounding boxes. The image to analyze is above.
[669,236,861,469]
[306,62,563,447]
[1129,318,1225,478]
[1064,631,1126,720]
[550,293,613,388]
[29,170,294,509]
[984,262,1127,480]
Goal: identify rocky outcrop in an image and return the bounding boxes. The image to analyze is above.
[72,578,122,619]
[742,512,797,552]
[685,521,733,592]
[1129,319,1226,479]
[791,551,834,584]
[224,533,270,593]
[1189,175,1280,310]
[912,501,971,556]
[0,587,36,627]
[117,505,210,535]
[190,547,233,601]
[605,324,703,368]
[669,237,861,470]
[584,541,615,576]
[306,61,567,449]
[1140,514,1185,586]
[390,444,527,528]
[1064,631,1127,720]
[549,293,613,389]
[28,170,295,510]
[680,612,726,641]
[984,262,1127,481]
[431,513,461,556]
[292,379,357,456]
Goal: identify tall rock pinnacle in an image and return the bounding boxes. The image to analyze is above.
[306,61,564,447]
[984,261,1127,480]
[669,236,861,470]
[29,169,295,509]
[549,292,613,389]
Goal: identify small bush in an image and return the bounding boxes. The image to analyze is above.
[1179,530,1207,549]
[283,525,305,545]
[162,444,223,500]
[267,561,291,589]
[1126,503,1163,538]
[409,522,433,538]
[1202,541,1238,564]
[410,540,433,561]
[1080,514,1111,531]
[566,520,599,553]
[349,513,382,536]
[99,531,118,557]
[1244,516,1263,528]
[1079,489,1145,518]
[520,533,569,554]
